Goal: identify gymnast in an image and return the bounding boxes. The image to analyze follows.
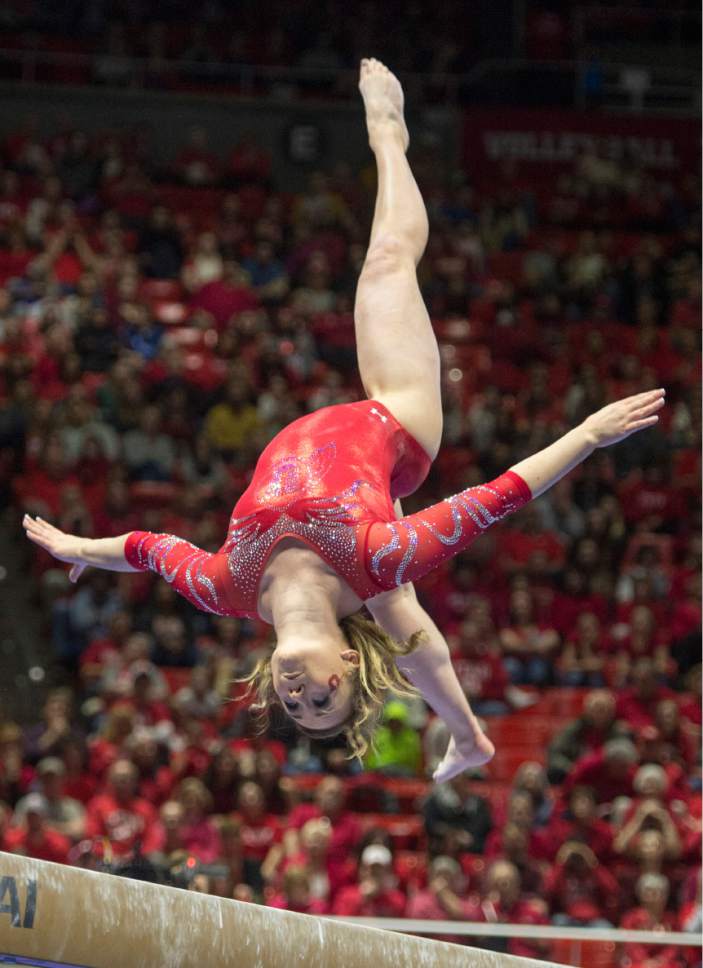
[23,59,665,783]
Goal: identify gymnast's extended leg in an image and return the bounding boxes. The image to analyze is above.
[355,58,442,460]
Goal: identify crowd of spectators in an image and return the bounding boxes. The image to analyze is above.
[0,109,700,967]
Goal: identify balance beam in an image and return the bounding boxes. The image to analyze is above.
[0,852,561,967]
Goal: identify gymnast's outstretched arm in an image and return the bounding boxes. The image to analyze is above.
[22,520,233,615]
[366,389,666,590]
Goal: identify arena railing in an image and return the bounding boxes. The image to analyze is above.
[0,49,697,114]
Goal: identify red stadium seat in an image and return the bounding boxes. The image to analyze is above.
[581,941,618,968]
[160,667,192,694]
[395,850,428,888]
[359,814,426,851]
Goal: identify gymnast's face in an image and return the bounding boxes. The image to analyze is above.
[271,636,359,731]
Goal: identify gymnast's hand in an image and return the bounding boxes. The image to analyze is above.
[22,515,89,582]
[581,388,666,448]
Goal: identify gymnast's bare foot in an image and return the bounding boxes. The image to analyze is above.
[359,58,409,153]
[432,732,495,784]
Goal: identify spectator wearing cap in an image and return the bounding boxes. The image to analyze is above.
[332,844,406,917]
[423,771,493,857]
[563,738,639,805]
[364,700,422,777]
[476,860,552,961]
[545,840,620,927]
[5,792,71,864]
[547,689,626,784]
[173,777,221,863]
[13,757,85,841]
[85,758,159,858]
[619,874,680,968]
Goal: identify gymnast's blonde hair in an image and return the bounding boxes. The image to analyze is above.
[239,612,423,761]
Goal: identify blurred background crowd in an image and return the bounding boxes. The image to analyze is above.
[0,3,700,968]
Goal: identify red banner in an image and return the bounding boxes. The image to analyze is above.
[464,108,699,182]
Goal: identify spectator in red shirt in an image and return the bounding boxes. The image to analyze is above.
[189,259,259,329]
[619,874,681,968]
[85,758,159,858]
[173,777,221,863]
[234,780,281,862]
[477,860,552,962]
[542,785,614,862]
[5,793,71,864]
[147,799,189,866]
[332,844,406,917]
[127,729,175,807]
[564,738,638,805]
[450,617,511,715]
[287,777,361,877]
[546,841,620,926]
[483,820,546,896]
[654,699,698,770]
[615,658,676,729]
[268,865,329,915]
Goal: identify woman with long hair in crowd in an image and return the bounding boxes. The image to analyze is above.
[24,59,665,782]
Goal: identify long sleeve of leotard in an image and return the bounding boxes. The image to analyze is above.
[364,470,532,590]
[124,532,236,616]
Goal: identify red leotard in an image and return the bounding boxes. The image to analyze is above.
[125,400,531,618]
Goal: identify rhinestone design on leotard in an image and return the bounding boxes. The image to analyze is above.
[260,442,337,501]
[132,533,221,612]
[371,482,525,587]
[222,479,374,605]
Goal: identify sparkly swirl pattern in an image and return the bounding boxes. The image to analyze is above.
[367,473,531,590]
[128,533,223,613]
[221,479,374,609]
